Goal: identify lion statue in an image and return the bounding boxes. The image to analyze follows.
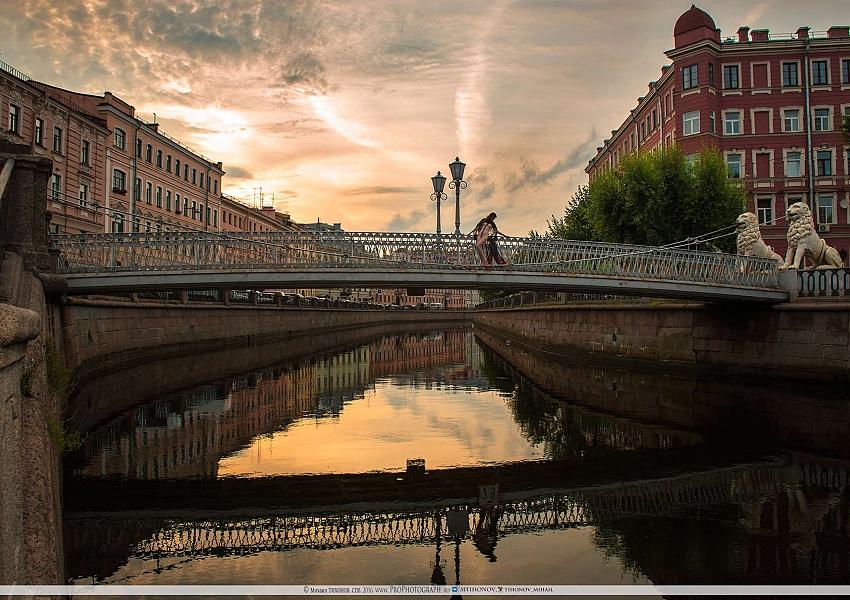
[781,201,843,270]
[735,212,783,263]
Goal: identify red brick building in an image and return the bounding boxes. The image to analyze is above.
[586,6,850,261]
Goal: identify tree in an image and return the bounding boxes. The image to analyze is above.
[546,185,597,241]
[548,147,745,252]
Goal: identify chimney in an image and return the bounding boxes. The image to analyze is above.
[737,26,750,42]
[796,26,810,39]
[750,29,769,42]
[827,26,849,39]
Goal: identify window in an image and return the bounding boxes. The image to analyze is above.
[814,108,831,131]
[191,200,197,219]
[111,214,124,233]
[166,190,172,211]
[708,63,714,85]
[81,140,90,165]
[134,177,141,201]
[199,203,205,222]
[756,197,772,225]
[206,206,210,223]
[723,65,739,89]
[50,174,61,200]
[709,111,716,133]
[8,104,20,133]
[52,126,63,153]
[785,151,802,177]
[114,128,126,149]
[812,60,828,85]
[136,138,142,158]
[166,154,172,171]
[818,193,835,224]
[183,197,189,215]
[192,168,197,185]
[843,59,850,84]
[34,118,43,146]
[112,169,126,192]
[682,64,698,90]
[156,149,162,167]
[183,164,189,180]
[175,193,181,213]
[782,62,799,87]
[200,174,205,190]
[145,144,152,162]
[726,153,742,178]
[79,183,88,207]
[145,181,152,204]
[817,150,832,176]
[683,110,700,135]
[156,186,162,208]
[175,159,181,176]
[213,180,218,194]
[817,150,832,177]
[783,109,801,132]
[213,209,218,227]
[724,111,741,135]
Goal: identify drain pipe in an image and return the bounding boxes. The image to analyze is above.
[803,36,815,215]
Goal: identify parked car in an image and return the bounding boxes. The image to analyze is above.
[429,302,443,310]
[229,290,251,303]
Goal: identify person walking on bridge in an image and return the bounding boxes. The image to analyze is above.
[470,212,507,268]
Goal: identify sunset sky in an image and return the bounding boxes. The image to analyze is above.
[2,1,847,234]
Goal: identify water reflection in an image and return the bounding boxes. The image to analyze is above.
[70,327,698,480]
[65,324,850,586]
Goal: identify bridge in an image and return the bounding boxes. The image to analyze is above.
[52,231,788,303]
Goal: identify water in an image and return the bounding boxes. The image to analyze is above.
[64,324,850,588]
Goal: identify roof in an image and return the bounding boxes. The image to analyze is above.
[674,5,716,36]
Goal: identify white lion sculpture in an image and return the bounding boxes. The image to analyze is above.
[735,212,783,263]
[781,201,843,270]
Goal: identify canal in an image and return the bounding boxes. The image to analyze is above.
[64,323,850,588]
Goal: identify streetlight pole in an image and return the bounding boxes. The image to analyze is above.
[448,157,467,237]
[430,171,447,235]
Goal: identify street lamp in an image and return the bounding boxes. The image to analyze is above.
[448,157,467,236]
[430,171,447,235]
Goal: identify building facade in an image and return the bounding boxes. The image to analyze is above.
[586,6,850,260]
[1,61,110,234]
[1,59,296,235]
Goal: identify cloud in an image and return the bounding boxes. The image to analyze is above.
[279,52,328,93]
[503,129,598,193]
[226,166,253,178]
[346,186,418,196]
[387,209,427,231]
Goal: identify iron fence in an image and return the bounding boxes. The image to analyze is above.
[52,231,781,290]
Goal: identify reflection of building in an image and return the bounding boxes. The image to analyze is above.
[75,329,474,479]
[586,6,850,259]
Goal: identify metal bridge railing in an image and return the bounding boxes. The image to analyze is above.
[51,231,781,290]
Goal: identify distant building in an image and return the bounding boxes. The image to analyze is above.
[586,6,850,259]
[0,58,295,235]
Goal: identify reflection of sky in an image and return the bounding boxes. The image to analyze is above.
[218,381,543,477]
[93,527,654,589]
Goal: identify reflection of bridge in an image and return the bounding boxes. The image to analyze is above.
[53,232,787,302]
[65,462,785,562]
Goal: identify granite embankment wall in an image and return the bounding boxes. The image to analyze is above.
[54,298,471,386]
[474,327,850,457]
[473,303,850,382]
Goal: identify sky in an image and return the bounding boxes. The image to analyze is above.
[2,0,848,234]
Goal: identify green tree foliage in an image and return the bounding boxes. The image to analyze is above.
[842,113,850,146]
[548,147,745,252]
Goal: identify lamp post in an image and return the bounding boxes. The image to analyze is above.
[448,157,467,236]
[430,171,447,235]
